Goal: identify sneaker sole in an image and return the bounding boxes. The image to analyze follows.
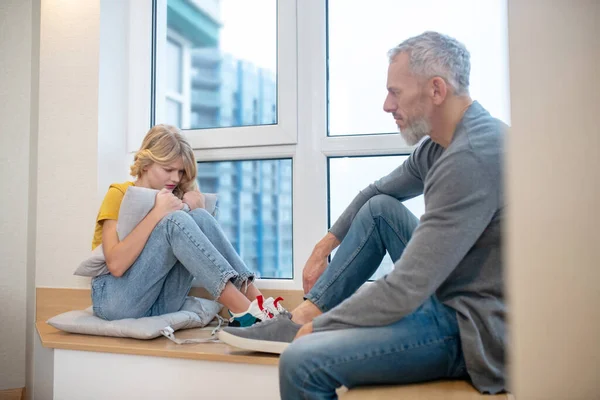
[217,330,289,355]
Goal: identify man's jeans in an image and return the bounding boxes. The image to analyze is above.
[280,195,467,400]
[92,208,254,320]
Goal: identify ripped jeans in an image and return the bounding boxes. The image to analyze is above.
[91,208,254,320]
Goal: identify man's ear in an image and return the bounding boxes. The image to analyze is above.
[431,77,448,105]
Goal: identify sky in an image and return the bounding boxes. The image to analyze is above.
[217,0,510,135]
[219,0,277,70]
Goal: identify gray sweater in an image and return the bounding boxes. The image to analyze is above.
[312,101,506,394]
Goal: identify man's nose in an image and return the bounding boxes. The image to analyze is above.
[383,94,396,113]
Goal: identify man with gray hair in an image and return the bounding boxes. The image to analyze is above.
[219,31,506,398]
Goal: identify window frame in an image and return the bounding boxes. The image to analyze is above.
[154,0,297,149]
[129,0,421,290]
[163,30,192,128]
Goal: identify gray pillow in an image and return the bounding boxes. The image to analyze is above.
[47,296,222,340]
[74,187,218,277]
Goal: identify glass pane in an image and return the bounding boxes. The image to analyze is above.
[166,98,182,127]
[328,0,509,136]
[166,39,182,93]
[197,159,293,279]
[328,156,425,280]
[157,0,277,130]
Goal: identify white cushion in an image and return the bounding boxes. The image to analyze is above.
[47,296,221,340]
[74,187,218,277]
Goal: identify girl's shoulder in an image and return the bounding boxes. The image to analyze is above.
[108,181,135,195]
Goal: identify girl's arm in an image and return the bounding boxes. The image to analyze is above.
[102,189,183,277]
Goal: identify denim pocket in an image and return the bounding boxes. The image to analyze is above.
[91,275,108,320]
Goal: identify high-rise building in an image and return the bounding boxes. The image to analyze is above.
[164,0,291,279]
[197,160,293,279]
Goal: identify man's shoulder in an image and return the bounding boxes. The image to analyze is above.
[461,102,506,151]
[411,137,444,167]
[447,103,505,170]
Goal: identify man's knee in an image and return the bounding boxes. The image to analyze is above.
[361,194,405,218]
[368,194,400,211]
[280,340,313,380]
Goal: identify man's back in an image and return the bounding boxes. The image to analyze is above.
[419,101,505,392]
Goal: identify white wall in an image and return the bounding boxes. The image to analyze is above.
[0,0,33,390]
[35,0,101,288]
[98,0,132,201]
[507,0,600,398]
[26,0,41,396]
[54,350,279,400]
[32,333,53,400]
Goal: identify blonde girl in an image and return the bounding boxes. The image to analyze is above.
[91,124,274,326]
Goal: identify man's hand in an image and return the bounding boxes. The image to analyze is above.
[182,191,205,210]
[302,252,328,294]
[303,233,340,294]
[294,322,313,340]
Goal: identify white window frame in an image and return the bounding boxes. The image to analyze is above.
[128,0,297,151]
[164,30,192,129]
[126,0,417,290]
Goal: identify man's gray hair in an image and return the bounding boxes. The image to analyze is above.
[388,31,471,96]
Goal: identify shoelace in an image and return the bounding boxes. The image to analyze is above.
[272,297,286,314]
[160,315,226,345]
[227,296,272,325]
[261,296,286,317]
[257,295,274,320]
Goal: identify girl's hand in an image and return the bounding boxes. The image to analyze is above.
[183,191,205,210]
[154,188,184,218]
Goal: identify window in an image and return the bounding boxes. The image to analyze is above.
[329,155,425,279]
[158,0,277,131]
[147,0,297,150]
[166,39,182,93]
[166,98,182,127]
[130,0,509,288]
[197,159,293,279]
[323,0,509,277]
[328,0,510,136]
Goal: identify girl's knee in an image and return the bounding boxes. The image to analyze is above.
[189,207,215,228]
[166,210,194,224]
[190,207,212,219]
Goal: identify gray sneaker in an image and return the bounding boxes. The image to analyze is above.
[217,311,301,354]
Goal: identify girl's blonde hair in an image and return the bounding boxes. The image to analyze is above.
[130,124,198,199]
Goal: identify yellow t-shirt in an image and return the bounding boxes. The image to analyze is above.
[92,181,135,250]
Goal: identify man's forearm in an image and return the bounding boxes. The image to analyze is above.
[313,232,340,257]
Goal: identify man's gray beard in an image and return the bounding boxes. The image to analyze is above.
[399,117,431,146]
